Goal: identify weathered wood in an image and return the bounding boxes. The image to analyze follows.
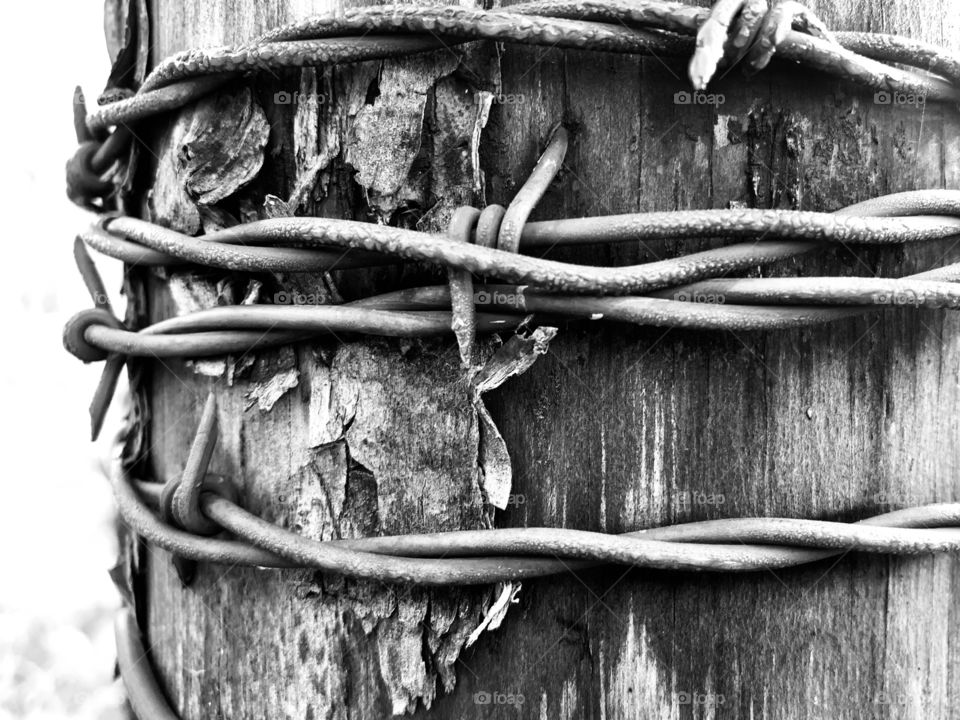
[131,0,960,717]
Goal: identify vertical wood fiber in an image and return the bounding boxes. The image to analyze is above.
[137,0,960,717]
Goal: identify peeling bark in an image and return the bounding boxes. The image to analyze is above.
[137,4,523,712]
[145,338,513,716]
[180,87,269,205]
[346,54,459,218]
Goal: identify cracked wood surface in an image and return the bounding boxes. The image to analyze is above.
[135,0,960,718]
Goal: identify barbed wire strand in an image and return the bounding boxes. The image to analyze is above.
[82,2,960,134]
[119,466,960,584]
[62,4,960,715]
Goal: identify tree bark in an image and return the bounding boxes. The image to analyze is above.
[127,0,960,718]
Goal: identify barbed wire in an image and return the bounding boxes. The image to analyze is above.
[66,0,960,548]
[62,3,960,715]
[65,1,960,376]
[78,1,960,137]
[117,391,960,585]
[66,132,960,427]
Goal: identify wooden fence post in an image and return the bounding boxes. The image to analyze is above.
[126,0,960,717]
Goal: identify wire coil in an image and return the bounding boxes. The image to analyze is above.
[65,1,960,370]
[63,3,960,714]
[120,454,960,586]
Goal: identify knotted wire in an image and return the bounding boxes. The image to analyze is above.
[65,5,960,714]
[77,1,960,139]
[63,0,960,573]
[62,10,960,713]
[114,393,960,586]
[65,2,960,377]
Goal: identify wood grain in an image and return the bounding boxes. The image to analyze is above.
[131,0,960,717]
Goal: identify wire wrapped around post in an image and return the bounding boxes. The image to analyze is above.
[61,1,960,718]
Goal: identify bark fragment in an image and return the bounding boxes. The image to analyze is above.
[180,86,270,205]
[346,54,459,218]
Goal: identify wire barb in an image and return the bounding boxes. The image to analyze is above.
[116,460,960,585]
[59,8,960,703]
[65,188,960,371]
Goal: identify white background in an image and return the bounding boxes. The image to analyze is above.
[0,2,129,717]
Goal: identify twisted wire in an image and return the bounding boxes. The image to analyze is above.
[80,1,960,135]
[117,463,960,586]
[63,6,960,710]
[66,183,960,362]
[65,0,960,366]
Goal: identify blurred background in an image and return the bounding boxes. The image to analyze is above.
[0,1,130,717]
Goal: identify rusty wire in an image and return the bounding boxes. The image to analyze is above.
[64,1,960,372]
[62,3,960,713]
[63,0,960,568]
[68,0,960,208]
[64,0,960,478]
[108,386,960,716]
[66,127,960,365]
[115,609,179,720]
[77,1,960,138]
[115,399,960,586]
[66,154,960,363]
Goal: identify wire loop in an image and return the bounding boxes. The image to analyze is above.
[164,393,223,536]
[59,8,960,711]
[497,126,568,253]
[114,457,960,585]
[66,142,114,206]
[68,187,960,365]
[63,308,125,363]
